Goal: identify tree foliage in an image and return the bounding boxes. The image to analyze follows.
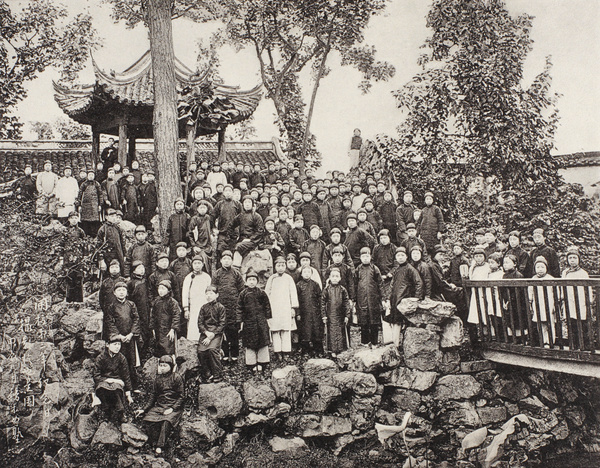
[53,118,92,140]
[389,0,560,191]
[0,0,99,138]
[29,121,53,140]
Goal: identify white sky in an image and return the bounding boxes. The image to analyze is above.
[13,0,600,175]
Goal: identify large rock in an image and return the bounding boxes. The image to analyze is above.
[91,421,122,445]
[83,337,105,358]
[22,341,65,382]
[440,317,464,348]
[333,371,378,396]
[269,436,308,456]
[243,380,276,410]
[447,401,482,427]
[492,378,531,401]
[439,350,461,374]
[350,395,381,430]
[177,337,200,375]
[288,414,352,438]
[303,384,341,413]
[180,414,224,444]
[271,365,304,404]
[337,344,401,373]
[477,406,508,425]
[380,367,438,391]
[434,375,481,401]
[304,359,339,386]
[60,308,99,335]
[0,357,22,403]
[74,410,99,444]
[121,422,148,448]
[85,312,104,335]
[403,328,442,372]
[41,382,70,406]
[142,356,159,379]
[241,249,273,288]
[400,299,456,326]
[388,388,422,413]
[197,382,243,419]
[117,453,171,468]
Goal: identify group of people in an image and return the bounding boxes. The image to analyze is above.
[36,150,591,455]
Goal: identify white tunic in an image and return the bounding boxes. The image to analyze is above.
[265,273,299,332]
[561,268,591,320]
[55,176,79,217]
[181,271,211,341]
[467,263,491,324]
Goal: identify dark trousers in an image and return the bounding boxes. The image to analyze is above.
[198,348,223,380]
[222,325,240,359]
[80,220,101,237]
[361,325,379,345]
[96,388,125,422]
[120,340,138,390]
[147,420,172,448]
[65,268,84,303]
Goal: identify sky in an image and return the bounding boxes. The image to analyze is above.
[12,0,600,175]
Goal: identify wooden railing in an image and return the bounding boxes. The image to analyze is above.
[463,279,600,374]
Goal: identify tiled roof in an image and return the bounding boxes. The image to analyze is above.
[53,51,262,132]
[554,151,600,168]
[0,140,283,184]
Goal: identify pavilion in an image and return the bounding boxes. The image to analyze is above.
[53,50,262,167]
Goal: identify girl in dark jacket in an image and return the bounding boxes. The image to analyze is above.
[127,261,152,355]
[416,192,446,256]
[410,245,433,300]
[151,280,181,357]
[296,267,323,355]
[355,247,383,345]
[136,355,184,456]
[322,267,352,355]
[237,270,272,374]
[197,286,227,382]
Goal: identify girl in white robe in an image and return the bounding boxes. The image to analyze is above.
[182,255,211,341]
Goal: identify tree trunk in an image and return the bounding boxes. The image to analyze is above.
[147,0,180,236]
[128,135,136,166]
[300,41,331,176]
[91,129,100,167]
[184,120,197,203]
[118,122,128,166]
[217,127,227,163]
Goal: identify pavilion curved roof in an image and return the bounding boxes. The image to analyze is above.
[53,51,262,138]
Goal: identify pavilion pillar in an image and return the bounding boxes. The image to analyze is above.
[91,128,100,167]
[185,120,197,202]
[118,123,128,166]
[217,126,227,163]
[128,135,137,166]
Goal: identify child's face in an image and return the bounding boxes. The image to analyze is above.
[275,262,286,274]
[332,252,343,264]
[269,207,279,218]
[489,259,499,271]
[384,193,392,202]
[301,268,312,280]
[365,203,374,211]
[360,253,371,264]
[223,187,233,199]
[503,258,515,271]
[287,259,297,270]
[396,252,408,264]
[198,205,208,215]
[136,232,147,243]
[192,260,204,272]
[158,285,169,297]
[329,271,341,284]
[343,200,352,209]
[302,194,312,203]
[158,362,171,374]
[310,229,320,240]
[243,199,253,211]
[474,254,485,265]
[221,256,232,268]
[535,263,547,276]
[476,234,485,245]
[300,258,311,268]
[109,264,121,276]
[411,250,422,262]
[175,201,184,211]
[331,233,341,244]
[567,254,579,268]
[533,233,544,245]
[509,236,520,248]
[68,216,78,226]
[134,265,145,277]
[177,247,187,258]
[347,219,357,229]
[114,287,127,300]
[265,221,275,232]
[380,235,390,245]
[317,191,326,200]
[293,192,302,201]
[157,258,169,270]
[279,210,288,221]
[108,341,122,354]
[403,193,413,204]
[206,290,218,302]
[425,196,433,206]
[452,245,463,256]
[485,233,496,244]
[294,219,304,228]
[246,277,258,288]
[407,228,416,238]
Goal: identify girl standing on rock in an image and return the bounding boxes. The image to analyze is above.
[322,267,352,357]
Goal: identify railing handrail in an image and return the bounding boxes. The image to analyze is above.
[464,278,600,287]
